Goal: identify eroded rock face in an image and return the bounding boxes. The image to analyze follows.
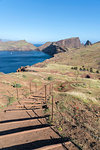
[42,43,68,56]
[56,37,82,48]
[38,37,82,55]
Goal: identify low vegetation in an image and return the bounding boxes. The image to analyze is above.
[0,43,100,149]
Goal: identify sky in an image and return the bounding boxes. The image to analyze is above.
[0,0,100,43]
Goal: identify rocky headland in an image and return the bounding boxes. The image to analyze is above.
[0,40,37,51]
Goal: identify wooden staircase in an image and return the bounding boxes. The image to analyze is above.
[0,85,78,150]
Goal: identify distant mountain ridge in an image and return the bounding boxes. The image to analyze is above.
[0,40,37,51]
[0,37,97,56]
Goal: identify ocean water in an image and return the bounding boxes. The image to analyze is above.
[34,44,43,47]
[0,51,51,74]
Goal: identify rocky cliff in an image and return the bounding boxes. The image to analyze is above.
[42,42,68,56]
[56,37,82,48]
[38,37,82,56]
[0,40,37,51]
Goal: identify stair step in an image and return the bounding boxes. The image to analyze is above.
[0,127,58,149]
[37,141,78,150]
[0,124,50,136]
[15,104,42,107]
[21,101,42,104]
[0,109,44,121]
[0,118,46,131]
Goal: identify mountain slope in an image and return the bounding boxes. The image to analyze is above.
[41,42,100,69]
[0,40,37,51]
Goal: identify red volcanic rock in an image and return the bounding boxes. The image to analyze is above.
[17,66,28,72]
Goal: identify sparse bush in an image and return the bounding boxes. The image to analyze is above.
[47,76,53,81]
[22,75,27,78]
[74,67,78,70]
[12,82,22,88]
[87,69,89,71]
[58,127,63,132]
[7,96,16,106]
[79,68,82,71]
[90,68,93,73]
[71,67,78,70]
[96,70,99,74]
[83,68,86,71]
[71,67,74,69]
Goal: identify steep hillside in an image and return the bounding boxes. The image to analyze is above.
[0,41,100,150]
[43,42,100,69]
[0,40,37,51]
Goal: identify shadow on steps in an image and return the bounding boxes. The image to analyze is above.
[1,137,70,150]
[0,115,50,124]
[0,124,51,136]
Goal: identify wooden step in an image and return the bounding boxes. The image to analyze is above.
[0,118,46,131]
[37,141,78,150]
[0,109,44,121]
[21,101,42,104]
[15,104,42,107]
[0,127,59,149]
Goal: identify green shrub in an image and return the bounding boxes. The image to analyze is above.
[7,96,16,106]
[58,127,63,131]
[74,67,78,70]
[96,70,99,74]
[79,68,82,71]
[12,82,22,88]
[90,68,93,73]
[83,68,86,71]
[22,75,27,78]
[47,76,53,81]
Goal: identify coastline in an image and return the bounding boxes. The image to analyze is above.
[0,50,52,74]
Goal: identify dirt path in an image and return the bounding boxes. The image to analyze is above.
[0,88,78,150]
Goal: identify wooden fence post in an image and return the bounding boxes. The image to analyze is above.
[51,94,54,122]
[51,83,53,95]
[35,83,37,94]
[49,83,51,95]
[45,85,47,103]
[16,88,19,100]
[30,81,32,94]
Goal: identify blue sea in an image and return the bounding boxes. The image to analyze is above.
[0,51,51,74]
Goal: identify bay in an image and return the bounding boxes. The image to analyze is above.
[0,51,51,74]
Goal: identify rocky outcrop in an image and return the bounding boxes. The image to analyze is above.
[56,37,82,48]
[38,42,52,51]
[38,37,82,55]
[17,66,28,72]
[84,40,92,46]
[42,42,68,56]
[0,40,37,51]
